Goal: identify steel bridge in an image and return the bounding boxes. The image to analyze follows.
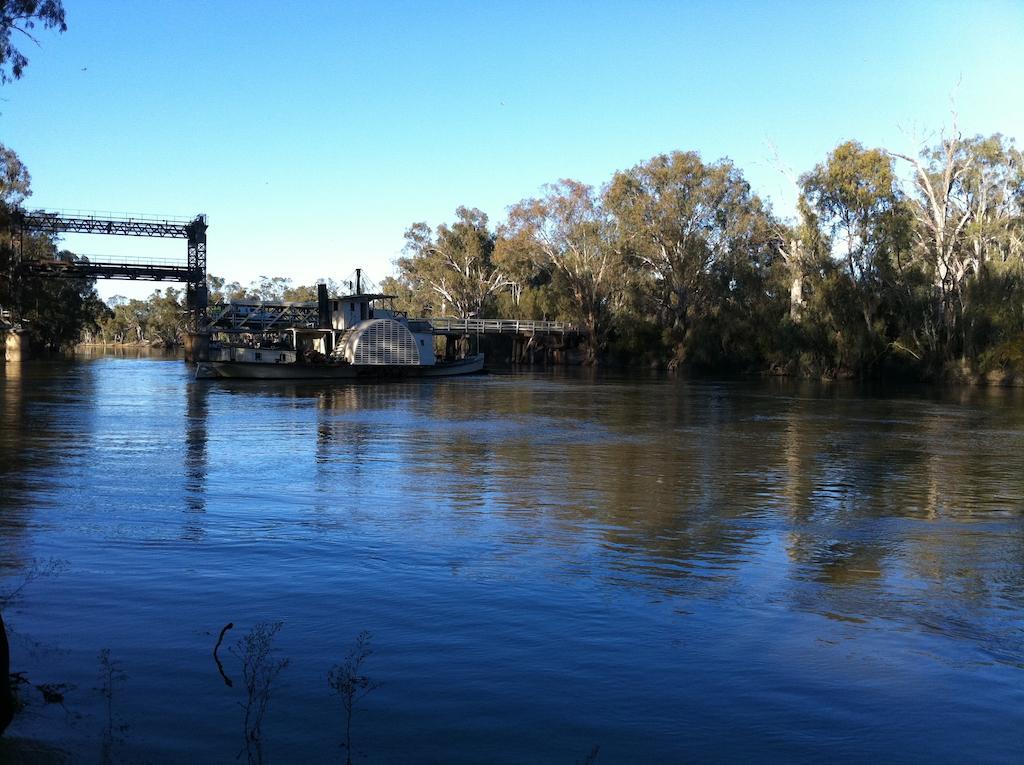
[11,209,209,321]
[23,253,197,282]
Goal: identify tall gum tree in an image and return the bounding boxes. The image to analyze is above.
[890,132,1023,357]
[801,141,902,287]
[1,143,31,312]
[398,207,511,318]
[801,141,909,335]
[500,179,622,364]
[604,151,771,368]
[963,136,1023,266]
[774,196,828,322]
[889,133,975,352]
[765,151,829,324]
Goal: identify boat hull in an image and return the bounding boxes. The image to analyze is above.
[195,353,485,380]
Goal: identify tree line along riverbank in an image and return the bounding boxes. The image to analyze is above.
[2,132,1023,383]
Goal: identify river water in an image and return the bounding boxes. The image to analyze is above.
[0,355,1022,763]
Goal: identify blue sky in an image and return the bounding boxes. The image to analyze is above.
[3,0,1022,300]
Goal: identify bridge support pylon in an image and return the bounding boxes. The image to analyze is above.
[184,332,210,363]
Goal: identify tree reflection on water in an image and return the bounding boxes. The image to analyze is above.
[1,362,1023,761]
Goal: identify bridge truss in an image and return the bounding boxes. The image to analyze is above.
[205,301,320,333]
[11,210,209,324]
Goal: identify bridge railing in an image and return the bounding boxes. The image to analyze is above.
[426,317,582,335]
[24,208,199,224]
[18,210,205,238]
[51,253,189,267]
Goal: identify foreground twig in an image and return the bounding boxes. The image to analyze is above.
[214,622,235,687]
[230,621,289,765]
[328,631,379,765]
[96,649,128,765]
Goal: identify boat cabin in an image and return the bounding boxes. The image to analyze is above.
[322,291,435,366]
[328,292,394,330]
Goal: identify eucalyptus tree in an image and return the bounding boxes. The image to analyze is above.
[500,180,622,363]
[0,143,29,207]
[801,141,905,290]
[399,206,511,318]
[888,133,977,353]
[491,220,544,311]
[890,132,1023,357]
[1,143,30,281]
[0,145,106,348]
[960,135,1023,266]
[773,197,830,323]
[799,141,919,372]
[0,143,27,321]
[99,297,150,344]
[250,276,294,302]
[0,0,66,83]
[145,288,187,346]
[14,245,106,350]
[955,135,1024,362]
[378,275,434,317]
[604,151,775,367]
[207,275,260,303]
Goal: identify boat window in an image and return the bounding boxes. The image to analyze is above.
[255,352,262,361]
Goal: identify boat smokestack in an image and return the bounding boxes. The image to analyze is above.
[317,283,330,328]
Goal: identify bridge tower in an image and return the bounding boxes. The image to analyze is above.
[185,215,208,319]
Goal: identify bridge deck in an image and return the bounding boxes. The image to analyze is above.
[23,257,199,282]
[427,318,579,335]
